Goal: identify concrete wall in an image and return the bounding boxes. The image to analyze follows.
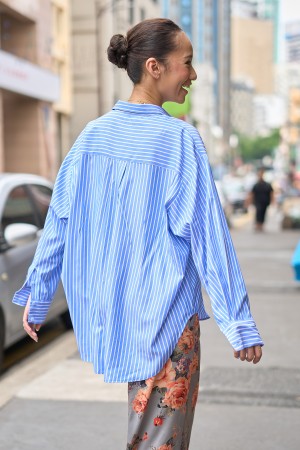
[3,92,40,173]
[70,0,160,144]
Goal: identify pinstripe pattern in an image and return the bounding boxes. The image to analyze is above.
[13,101,263,382]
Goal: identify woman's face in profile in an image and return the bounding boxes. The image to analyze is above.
[159,31,197,104]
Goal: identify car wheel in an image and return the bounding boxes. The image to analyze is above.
[0,309,5,373]
[60,310,73,330]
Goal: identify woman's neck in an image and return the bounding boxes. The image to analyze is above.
[128,85,162,106]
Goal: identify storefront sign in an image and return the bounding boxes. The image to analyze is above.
[0,50,60,102]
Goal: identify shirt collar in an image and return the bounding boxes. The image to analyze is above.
[113,100,170,116]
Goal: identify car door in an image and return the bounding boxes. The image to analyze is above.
[0,184,40,344]
[27,184,67,314]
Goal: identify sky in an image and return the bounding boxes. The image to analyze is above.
[279,0,300,22]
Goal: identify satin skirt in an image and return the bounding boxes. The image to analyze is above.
[127,314,200,450]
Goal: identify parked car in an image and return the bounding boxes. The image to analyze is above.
[222,176,248,214]
[281,193,300,229]
[0,173,71,371]
[215,180,232,227]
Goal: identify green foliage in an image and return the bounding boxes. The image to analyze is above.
[237,129,280,162]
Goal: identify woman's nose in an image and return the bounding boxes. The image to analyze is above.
[191,65,197,81]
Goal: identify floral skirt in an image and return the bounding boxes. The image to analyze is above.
[127,314,200,450]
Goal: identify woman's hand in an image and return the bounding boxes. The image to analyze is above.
[23,296,42,343]
[234,345,262,364]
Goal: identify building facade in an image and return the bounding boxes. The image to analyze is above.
[214,0,232,156]
[231,14,274,95]
[231,79,254,136]
[71,0,160,144]
[231,0,281,137]
[285,21,300,63]
[163,0,232,162]
[0,0,72,179]
[52,0,73,164]
[232,0,280,62]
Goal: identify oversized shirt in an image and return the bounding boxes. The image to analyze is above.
[13,101,263,382]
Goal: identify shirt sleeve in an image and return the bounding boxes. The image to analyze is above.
[167,128,264,351]
[12,142,77,324]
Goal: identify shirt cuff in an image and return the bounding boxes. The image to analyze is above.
[27,302,51,324]
[12,269,51,324]
[222,319,264,350]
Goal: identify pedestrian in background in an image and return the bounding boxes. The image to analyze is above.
[250,167,274,231]
[13,18,263,450]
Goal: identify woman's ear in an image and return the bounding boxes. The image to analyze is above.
[145,57,161,79]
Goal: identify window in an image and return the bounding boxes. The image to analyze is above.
[1,186,39,231]
[29,184,52,228]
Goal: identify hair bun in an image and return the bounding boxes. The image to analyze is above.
[107,34,128,69]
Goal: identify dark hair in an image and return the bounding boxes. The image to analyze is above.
[107,18,182,84]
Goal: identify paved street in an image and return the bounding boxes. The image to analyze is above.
[0,207,299,450]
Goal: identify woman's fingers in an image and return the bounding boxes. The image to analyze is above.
[239,349,246,361]
[246,346,254,362]
[22,296,41,342]
[233,345,262,364]
[233,349,240,359]
[253,345,262,364]
[23,321,39,342]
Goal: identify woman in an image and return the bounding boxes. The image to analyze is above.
[14,18,263,450]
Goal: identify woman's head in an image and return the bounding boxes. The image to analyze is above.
[107,18,197,105]
[107,18,182,84]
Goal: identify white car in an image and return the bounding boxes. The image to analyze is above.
[0,173,71,371]
[215,180,232,227]
[222,176,248,213]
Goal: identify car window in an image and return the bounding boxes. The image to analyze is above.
[28,184,52,228]
[1,186,39,231]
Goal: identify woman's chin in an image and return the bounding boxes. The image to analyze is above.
[173,93,187,104]
[164,91,187,104]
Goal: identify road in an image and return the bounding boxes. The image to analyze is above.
[0,207,299,450]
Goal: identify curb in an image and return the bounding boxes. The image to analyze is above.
[0,331,77,408]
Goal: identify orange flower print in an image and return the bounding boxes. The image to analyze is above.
[163,377,189,410]
[192,383,199,409]
[177,327,195,354]
[153,416,164,426]
[132,388,150,414]
[142,432,148,441]
[190,353,199,375]
[157,445,173,450]
[146,359,176,389]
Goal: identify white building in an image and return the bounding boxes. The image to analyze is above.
[253,95,287,136]
[231,79,254,136]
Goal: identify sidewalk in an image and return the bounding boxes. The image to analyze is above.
[0,211,300,450]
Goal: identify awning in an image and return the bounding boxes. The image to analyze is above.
[0,49,60,102]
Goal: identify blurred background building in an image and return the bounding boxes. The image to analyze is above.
[0,0,299,179]
[0,0,72,179]
[71,0,160,144]
[163,0,231,164]
[231,0,281,138]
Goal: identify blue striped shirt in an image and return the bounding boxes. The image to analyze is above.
[13,101,263,382]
